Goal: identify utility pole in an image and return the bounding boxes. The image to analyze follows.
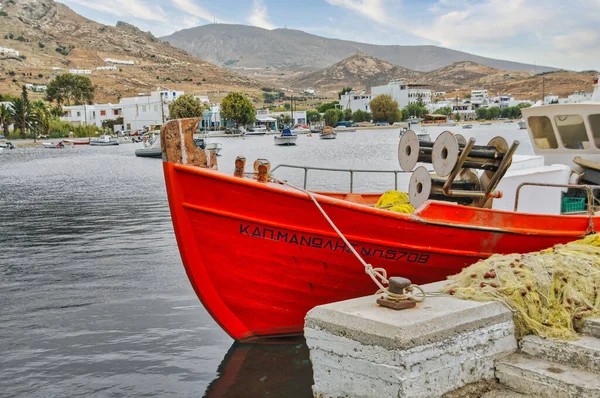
[160,92,165,124]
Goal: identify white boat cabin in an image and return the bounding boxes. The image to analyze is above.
[522,76,600,166]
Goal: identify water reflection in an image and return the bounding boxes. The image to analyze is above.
[204,338,313,398]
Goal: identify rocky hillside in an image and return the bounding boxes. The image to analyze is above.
[290,55,596,98]
[0,0,258,102]
[162,23,557,74]
[290,54,424,92]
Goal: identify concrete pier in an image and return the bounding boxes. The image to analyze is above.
[304,282,518,398]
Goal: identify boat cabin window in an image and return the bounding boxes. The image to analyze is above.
[528,116,558,149]
[554,115,589,149]
[589,114,600,147]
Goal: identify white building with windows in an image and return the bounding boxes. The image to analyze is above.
[119,89,184,131]
[339,90,372,112]
[96,66,117,71]
[470,89,489,108]
[69,69,92,75]
[24,84,47,92]
[104,58,135,65]
[256,109,307,126]
[370,79,432,110]
[61,104,122,128]
[0,47,19,57]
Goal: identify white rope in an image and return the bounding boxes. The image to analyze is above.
[270,176,424,302]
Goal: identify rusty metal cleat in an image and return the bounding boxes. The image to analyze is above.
[377,277,418,310]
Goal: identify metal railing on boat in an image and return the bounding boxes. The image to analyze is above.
[514,182,600,214]
[267,164,410,193]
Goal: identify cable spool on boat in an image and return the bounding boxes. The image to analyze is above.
[409,166,481,208]
[399,129,519,209]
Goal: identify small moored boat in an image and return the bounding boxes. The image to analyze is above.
[135,133,162,158]
[43,141,65,149]
[90,135,119,146]
[319,126,337,140]
[274,128,298,146]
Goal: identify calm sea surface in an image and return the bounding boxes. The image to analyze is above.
[0,125,533,397]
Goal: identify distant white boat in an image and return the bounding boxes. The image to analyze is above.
[43,141,65,149]
[247,126,268,136]
[91,135,119,146]
[402,118,431,141]
[274,128,298,146]
[291,124,311,134]
[462,124,473,129]
[206,142,223,155]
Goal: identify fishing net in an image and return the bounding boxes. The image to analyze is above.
[375,190,415,214]
[442,234,600,340]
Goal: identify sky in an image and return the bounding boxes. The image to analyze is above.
[56,0,600,71]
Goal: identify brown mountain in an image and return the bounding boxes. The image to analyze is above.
[290,55,596,99]
[162,24,558,74]
[290,54,425,93]
[0,0,258,102]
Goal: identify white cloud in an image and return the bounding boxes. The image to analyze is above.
[170,0,215,22]
[325,0,389,25]
[248,0,275,30]
[414,0,553,47]
[60,0,167,22]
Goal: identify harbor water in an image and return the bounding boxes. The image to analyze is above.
[0,125,533,397]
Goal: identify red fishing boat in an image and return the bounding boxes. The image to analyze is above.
[162,118,600,342]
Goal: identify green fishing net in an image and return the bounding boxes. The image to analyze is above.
[443,235,600,340]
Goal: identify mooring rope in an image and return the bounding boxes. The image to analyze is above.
[270,176,425,302]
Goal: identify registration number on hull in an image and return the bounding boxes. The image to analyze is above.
[239,223,429,264]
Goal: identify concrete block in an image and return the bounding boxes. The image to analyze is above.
[520,335,600,373]
[581,317,600,339]
[496,353,600,398]
[305,282,518,398]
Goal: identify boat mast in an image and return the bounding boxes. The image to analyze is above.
[290,90,294,127]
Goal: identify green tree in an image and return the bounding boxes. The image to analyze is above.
[324,109,339,127]
[487,106,500,120]
[403,102,429,119]
[45,73,95,105]
[277,114,292,128]
[370,95,401,123]
[316,101,338,113]
[10,86,35,140]
[352,109,371,122]
[169,94,204,119]
[307,110,321,123]
[102,116,124,130]
[343,108,352,121]
[436,106,453,116]
[220,92,256,127]
[476,107,488,120]
[338,87,353,99]
[0,103,13,137]
[454,112,461,121]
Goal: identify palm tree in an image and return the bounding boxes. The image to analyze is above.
[32,100,52,139]
[0,104,12,138]
[10,86,35,141]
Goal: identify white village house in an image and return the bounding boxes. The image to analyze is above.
[104,58,135,65]
[118,89,184,131]
[69,69,92,75]
[340,80,433,113]
[61,104,122,128]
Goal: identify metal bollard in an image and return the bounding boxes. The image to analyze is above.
[234,156,246,178]
[376,277,418,310]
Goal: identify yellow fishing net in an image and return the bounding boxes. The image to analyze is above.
[375,190,415,214]
[442,235,600,340]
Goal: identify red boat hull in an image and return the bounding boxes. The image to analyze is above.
[163,161,597,341]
